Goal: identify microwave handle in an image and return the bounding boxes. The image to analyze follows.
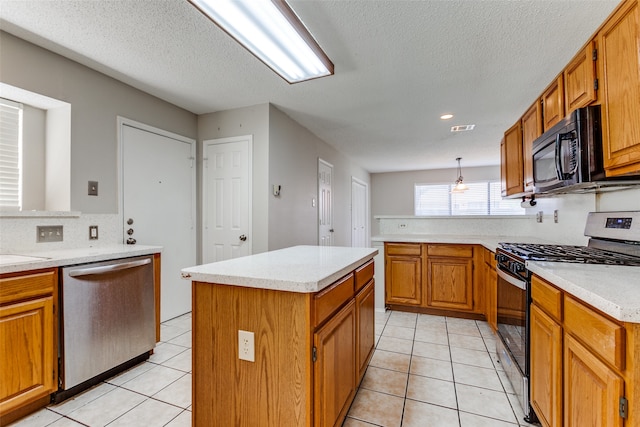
[554,133,564,180]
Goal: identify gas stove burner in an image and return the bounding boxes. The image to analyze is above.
[498,242,640,266]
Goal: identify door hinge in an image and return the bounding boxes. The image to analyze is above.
[592,48,597,61]
[619,396,628,419]
[594,78,599,91]
[312,346,317,363]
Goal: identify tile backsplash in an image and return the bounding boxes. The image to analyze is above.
[0,213,122,253]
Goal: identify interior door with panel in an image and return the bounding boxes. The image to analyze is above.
[351,177,367,248]
[202,136,252,263]
[121,120,196,321]
[318,159,334,246]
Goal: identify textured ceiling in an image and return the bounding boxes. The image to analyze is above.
[0,0,620,173]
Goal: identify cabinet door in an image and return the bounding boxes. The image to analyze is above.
[314,299,356,427]
[598,0,640,177]
[542,75,565,131]
[485,261,497,332]
[0,296,56,415]
[356,280,375,383]
[502,121,524,196]
[521,102,542,193]
[530,304,562,427]
[564,41,597,112]
[426,257,473,312]
[385,256,422,306]
[564,333,624,427]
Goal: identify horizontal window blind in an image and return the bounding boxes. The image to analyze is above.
[415,181,523,216]
[0,98,22,211]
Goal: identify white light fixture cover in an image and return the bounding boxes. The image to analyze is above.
[452,157,469,193]
[189,0,334,83]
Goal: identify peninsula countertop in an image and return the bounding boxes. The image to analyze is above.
[181,245,378,293]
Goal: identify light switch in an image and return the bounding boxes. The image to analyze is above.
[88,181,98,196]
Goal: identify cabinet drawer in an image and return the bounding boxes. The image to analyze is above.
[0,269,57,305]
[531,276,562,321]
[354,259,374,292]
[427,244,473,258]
[385,243,421,256]
[314,274,354,327]
[564,296,625,370]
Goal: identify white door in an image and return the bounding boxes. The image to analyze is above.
[351,177,367,247]
[203,136,252,263]
[120,119,196,322]
[318,159,334,246]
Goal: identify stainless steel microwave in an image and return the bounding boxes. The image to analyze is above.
[532,105,605,194]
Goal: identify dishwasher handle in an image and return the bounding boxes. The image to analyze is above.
[67,258,151,277]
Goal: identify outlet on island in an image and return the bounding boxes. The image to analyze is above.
[238,330,255,362]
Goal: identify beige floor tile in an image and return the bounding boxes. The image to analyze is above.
[161,348,192,372]
[168,331,192,348]
[450,347,494,369]
[412,341,451,361]
[164,410,192,427]
[402,399,460,427]
[446,322,482,337]
[417,313,446,324]
[347,388,404,427]
[386,313,417,328]
[448,333,487,351]
[382,325,415,340]
[153,374,192,408]
[119,365,186,396]
[376,336,413,355]
[48,383,116,415]
[456,384,518,423]
[47,417,86,427]
[162,314,192,330]
[459,411,519,427]
[414,328,449,345]
[149,342,189,364]
[108,398,182,426]
[406,375,457,409]
[497,370,515,394]
[160,324,190,342]
[65,387,146,426]
[452,363,503,391]
[369,349,411,373]
[7,408,62,427]
[105,362,155,386]
[506,393,539,426]
[343,418,380,427]
[360,366,408,397]
[409,355,454,381]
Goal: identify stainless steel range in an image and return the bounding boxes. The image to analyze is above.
[495,211,640,424]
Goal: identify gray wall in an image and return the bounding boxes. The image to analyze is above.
[0,31,198,213]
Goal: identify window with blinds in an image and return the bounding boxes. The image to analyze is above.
[415,181,523,216]
[0,98,23,211]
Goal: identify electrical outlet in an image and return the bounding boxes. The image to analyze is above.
[536,211,543,223]
[89,225,99,240]
[238,330,255,362]
[398,223,407,229]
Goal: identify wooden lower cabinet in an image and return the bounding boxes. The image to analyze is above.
[314,300,357,427]
[192,260,374,427]
[385,243,422,306]
[426,256,473,311]
[564,333,624,427]
[483,249,497,331]
[530,304,562,427]
[356,280,375,382]
[0,269,58,424]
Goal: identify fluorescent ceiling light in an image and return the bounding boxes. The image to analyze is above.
[189,0,334,84]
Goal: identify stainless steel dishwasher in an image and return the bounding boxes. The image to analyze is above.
[56,255,156,401]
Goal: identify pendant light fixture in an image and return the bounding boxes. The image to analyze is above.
[452,157,469,193]
[188,0,334,84]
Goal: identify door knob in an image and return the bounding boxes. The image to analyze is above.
[239,235,247,241]
[329,229,334,233]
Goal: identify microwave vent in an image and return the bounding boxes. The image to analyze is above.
[451,124,475,132]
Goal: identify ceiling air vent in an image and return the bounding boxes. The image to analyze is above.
[451,124,475,132]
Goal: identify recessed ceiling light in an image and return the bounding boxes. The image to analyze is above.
[440,114,454,120]
[451,124,475,132]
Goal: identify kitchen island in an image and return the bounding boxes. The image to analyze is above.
[181,245,377,427]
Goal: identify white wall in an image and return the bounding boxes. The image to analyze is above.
[0,31,198,214]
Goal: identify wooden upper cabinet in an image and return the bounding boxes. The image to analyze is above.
[564,41,598,112]
[598,0,640,177]
[521,102,542,193]
[542,74,566,131]
[502,121,524,196]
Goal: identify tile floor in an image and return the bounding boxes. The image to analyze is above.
[10,310,539,427]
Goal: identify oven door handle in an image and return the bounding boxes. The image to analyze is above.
[497,267,527,291]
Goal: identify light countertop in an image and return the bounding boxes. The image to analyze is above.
[372,234,557,251]
[181,245,378,293]
[527,262,640,323]
[0,244,162,274]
